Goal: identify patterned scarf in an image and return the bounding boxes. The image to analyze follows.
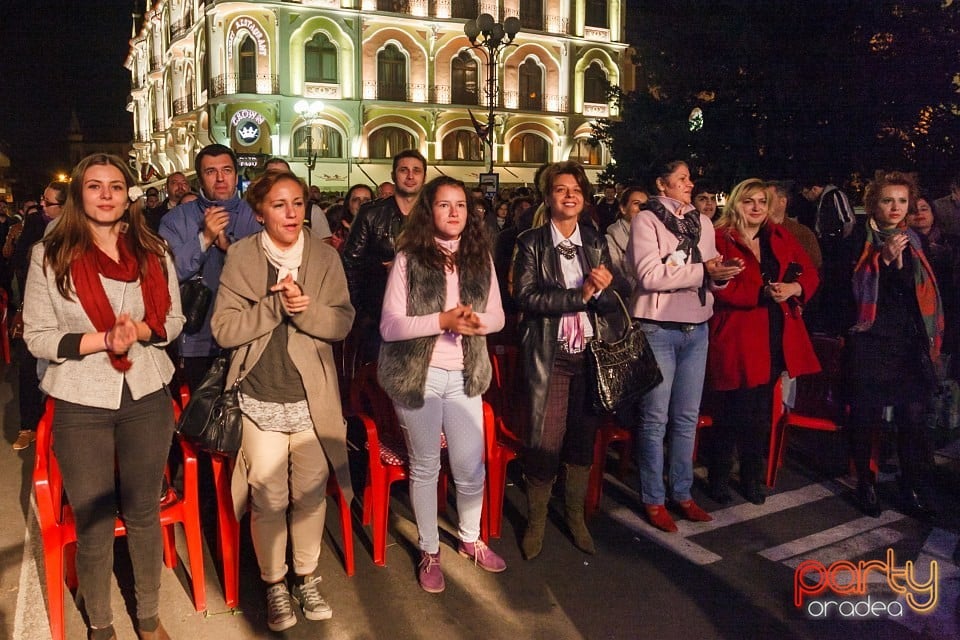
[851,218,943,360]
[646,198,706,305]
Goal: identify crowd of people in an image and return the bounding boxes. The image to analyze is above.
[6,142,960,638]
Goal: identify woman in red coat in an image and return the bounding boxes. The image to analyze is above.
[707,178,820,504]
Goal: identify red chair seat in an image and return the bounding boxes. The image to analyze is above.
[482,344,525,540]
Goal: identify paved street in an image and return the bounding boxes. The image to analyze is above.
[3,356,960,640]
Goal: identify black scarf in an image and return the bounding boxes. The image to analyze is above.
[645,198,707,305]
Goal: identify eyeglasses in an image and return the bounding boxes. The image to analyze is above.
[41,197,63,208]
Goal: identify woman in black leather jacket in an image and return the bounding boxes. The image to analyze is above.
[511,161,621,559]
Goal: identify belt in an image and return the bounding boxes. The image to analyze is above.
[640,319,703,333]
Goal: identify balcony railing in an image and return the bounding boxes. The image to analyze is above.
[503,91,567,113]
[170,15,194,42]
[209,73,280,97]
[172,94,195,116]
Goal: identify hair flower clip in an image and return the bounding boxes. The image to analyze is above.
[128,185,144,201]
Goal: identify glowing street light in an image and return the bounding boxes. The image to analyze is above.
[462,13,521,173]
[294,100,324,187]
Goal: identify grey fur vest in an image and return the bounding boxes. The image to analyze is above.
[378,252,492,408]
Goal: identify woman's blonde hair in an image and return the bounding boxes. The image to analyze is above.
[714,178,768,238]
[43,153,168,298]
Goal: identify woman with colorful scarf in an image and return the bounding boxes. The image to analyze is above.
[628,160,743,532]
[846,171,944,518]
[23,154,184,640]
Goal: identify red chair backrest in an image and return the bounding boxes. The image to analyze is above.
[484,344,527,445]
[351,362,407,454]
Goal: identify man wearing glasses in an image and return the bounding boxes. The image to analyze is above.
[10,181,67,450]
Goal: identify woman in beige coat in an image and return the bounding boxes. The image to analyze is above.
[210,171,354,632]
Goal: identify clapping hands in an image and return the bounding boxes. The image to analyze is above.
[439,303,485,336]
[271,274,311,315]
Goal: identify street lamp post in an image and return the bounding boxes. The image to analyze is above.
[462,13,521,173]
[294,99,324,188]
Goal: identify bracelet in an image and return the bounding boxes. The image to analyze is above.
[103,330,111,353]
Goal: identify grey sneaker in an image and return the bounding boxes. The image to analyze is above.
[265,582,297,632]
[293,575,332,621]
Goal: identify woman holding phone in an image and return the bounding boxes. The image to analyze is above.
[707,178,820,505]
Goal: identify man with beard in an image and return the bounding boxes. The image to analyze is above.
[342,149,426,359]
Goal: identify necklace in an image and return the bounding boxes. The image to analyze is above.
[557,240,577,260]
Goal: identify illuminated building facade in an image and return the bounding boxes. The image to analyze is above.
[126,0,630,190]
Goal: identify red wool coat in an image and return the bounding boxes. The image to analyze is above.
[708,223,821,391]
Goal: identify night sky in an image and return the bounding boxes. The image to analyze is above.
[0,0,135,192]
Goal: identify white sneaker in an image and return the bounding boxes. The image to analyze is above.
[293,575,332,621]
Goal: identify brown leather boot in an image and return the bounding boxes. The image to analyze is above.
[563,464,596,554]
[521,476,554,560]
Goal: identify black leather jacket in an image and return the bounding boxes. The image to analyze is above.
[512,222,624,447]
[341,196,404,319]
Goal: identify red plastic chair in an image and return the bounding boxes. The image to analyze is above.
[586,415,631,516]
[351,363,453,566]
[33,397,206,640]
[481,344,524,539]
[209,454,355,609]
[766,336,876,487]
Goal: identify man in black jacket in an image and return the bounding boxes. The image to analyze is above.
[341,149,426,360]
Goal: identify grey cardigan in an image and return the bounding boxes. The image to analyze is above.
[23,243,184,410]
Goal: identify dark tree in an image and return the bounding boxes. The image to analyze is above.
[600,0,960,196]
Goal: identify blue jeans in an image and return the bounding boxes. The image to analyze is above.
[635,322,708,504]
[394,367,485,553]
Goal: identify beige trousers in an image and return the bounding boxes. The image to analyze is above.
[241,416,330,583]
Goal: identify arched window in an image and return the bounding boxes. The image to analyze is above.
[238,36,257,93]
[369,127,415,158]
[442,130,483,161]
[519,0,543,30]
[305,33,338,83]
[377,44,407,101]
[584,62,608,104]
[451,55,478,105]
[292,124,343,159]
[451,0,479,19]
[509,133,548,163]
[585,0,607,28]
[518,59,543,111]
[568,139,604,166]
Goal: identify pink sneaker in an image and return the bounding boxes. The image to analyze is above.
[418,551,445,593]
[458,539,507,573]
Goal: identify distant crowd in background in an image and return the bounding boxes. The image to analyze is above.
[4,143,960,638]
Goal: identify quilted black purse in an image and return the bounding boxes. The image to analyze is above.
[176,350,247,455]
[586,293,663,413]
[180,275,212,335]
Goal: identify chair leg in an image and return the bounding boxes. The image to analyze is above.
[586,431,607,516]
[371,478,390,567]
[767,421,786,488]
[182,510,207,611]
[211,456,239,609]
[42,541,67,640]
[336,487,355,576]
[362,482,373,526]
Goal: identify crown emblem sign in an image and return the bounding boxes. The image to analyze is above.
[238,124,258,141]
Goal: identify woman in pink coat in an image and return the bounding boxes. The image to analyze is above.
[707,178,820,505]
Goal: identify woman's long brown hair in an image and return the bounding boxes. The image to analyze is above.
[43,153,169,298]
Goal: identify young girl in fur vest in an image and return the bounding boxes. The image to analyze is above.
[378,176,506,592]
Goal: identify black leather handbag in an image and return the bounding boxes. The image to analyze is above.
[176,351,247,455]
[586,293,663,413]
[180,276,212,335]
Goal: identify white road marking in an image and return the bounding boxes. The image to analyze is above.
[760,511,906,562]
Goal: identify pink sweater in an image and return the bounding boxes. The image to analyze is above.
[380,239,505,371]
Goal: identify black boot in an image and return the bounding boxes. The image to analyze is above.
[739,456,766,505]
[857,478,881,518]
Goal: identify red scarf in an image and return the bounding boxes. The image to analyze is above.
[71,234,171,372]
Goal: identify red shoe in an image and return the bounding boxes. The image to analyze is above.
[677,500,713,522]
[644,504,678,533]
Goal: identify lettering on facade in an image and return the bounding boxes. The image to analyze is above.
[227,17,269,59]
